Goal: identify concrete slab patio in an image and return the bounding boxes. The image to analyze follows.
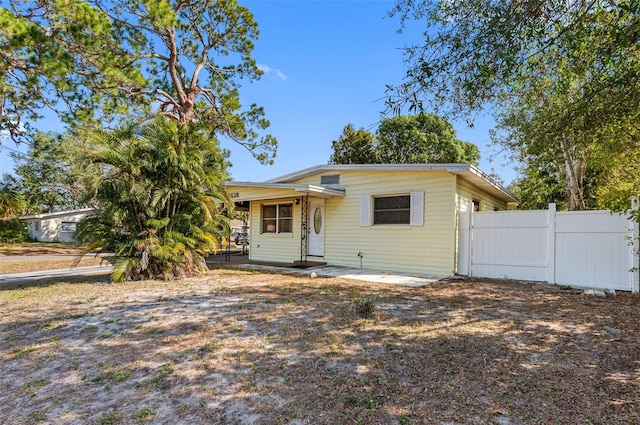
[207,253,443,287]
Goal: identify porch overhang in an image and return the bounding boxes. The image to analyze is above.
[225,182,345,202]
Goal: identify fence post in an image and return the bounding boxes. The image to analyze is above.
[468,201,474,277]
[632,198,639,293]
[547,203,556,284]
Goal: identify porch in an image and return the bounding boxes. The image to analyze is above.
[226,182,345,267]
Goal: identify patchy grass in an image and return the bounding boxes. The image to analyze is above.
[1,269,639,424]
[0,242,113,274]
[0,242,88,256]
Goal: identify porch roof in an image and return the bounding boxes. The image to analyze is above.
[225,182,345,202]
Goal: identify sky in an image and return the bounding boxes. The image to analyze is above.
[0,0,518,185]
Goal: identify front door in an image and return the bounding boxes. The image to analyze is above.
[307,199,325,257]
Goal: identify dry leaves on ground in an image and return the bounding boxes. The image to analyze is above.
[1,269,639,424]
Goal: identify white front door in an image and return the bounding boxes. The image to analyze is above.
[307,199,325,257]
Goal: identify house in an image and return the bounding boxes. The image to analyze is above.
[225,164,517,277]
[19,208,96,243]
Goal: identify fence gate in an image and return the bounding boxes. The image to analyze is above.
[457,204,639,292]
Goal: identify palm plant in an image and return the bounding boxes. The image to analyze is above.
[76,118,231,281]
[0,189,21,219]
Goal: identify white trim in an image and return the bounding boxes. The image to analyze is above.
[19,207,96,221]
[261,202,293,234]
[225,182,345,201]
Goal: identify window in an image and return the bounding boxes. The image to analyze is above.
[320,174,340,185]
[33,222,40,232]
[373,195,411,225]
[262,203,293,233]
[360,192,423,227]
[60,222,77,232]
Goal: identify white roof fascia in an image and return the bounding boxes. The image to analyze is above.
[225,182,345,200]
[19,207,97,221]
[451,164,518,203]
[264,163,468,183]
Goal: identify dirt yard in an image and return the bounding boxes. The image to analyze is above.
[1,270,638,424]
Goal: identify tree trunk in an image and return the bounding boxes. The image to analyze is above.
[559,136,586,210]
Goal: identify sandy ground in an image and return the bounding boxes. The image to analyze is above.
[1,269,639,424]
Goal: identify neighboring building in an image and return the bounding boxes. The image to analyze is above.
[19,208,96,243]
[226,164,517,277]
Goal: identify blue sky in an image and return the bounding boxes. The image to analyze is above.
[0,0,517,184]
[228,0,516,184]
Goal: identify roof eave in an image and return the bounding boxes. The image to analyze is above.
[18,207,97,221]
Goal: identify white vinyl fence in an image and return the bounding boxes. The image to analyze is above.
[458,204,640,292]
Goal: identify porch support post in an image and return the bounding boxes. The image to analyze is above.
[300,194,309,267]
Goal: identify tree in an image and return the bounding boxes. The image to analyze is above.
[0,2,144,142]
[0,188,20,219]
[388,1,640,210]
[388,0,640,119]
[2,0,276,162]
[488,11,640,210]
[76,117,230,282]
[329,124,377,164]
[591,123,640,211]
[10,132,87,213]
[329,113,480,165]
[376,114,479,164]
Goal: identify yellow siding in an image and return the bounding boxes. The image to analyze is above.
[248,197,303,263]
[297,170,458,276]
[226,185,296,202]
[236,171,506,276]
[455,178,508,212]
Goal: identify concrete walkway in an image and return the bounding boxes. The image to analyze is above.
[0,264,113,285]
[207,252,445,287]
[217,262,443,287]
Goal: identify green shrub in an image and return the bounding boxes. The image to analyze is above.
[0,218,30,243]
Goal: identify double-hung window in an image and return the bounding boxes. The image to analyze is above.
[262,203,293,233]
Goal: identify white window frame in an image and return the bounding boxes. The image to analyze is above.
[60,221,77,233]
[261,202,293,234]
[360,191,424,227]
[373,194,411,225]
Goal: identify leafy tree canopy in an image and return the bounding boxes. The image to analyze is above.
[388,0,640,210]
[388,0,640,121]
[1,0,276,163]
[329,124,377,164]
[329,113,480,165]
[10,131,89,213]
[376,113,479,164]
